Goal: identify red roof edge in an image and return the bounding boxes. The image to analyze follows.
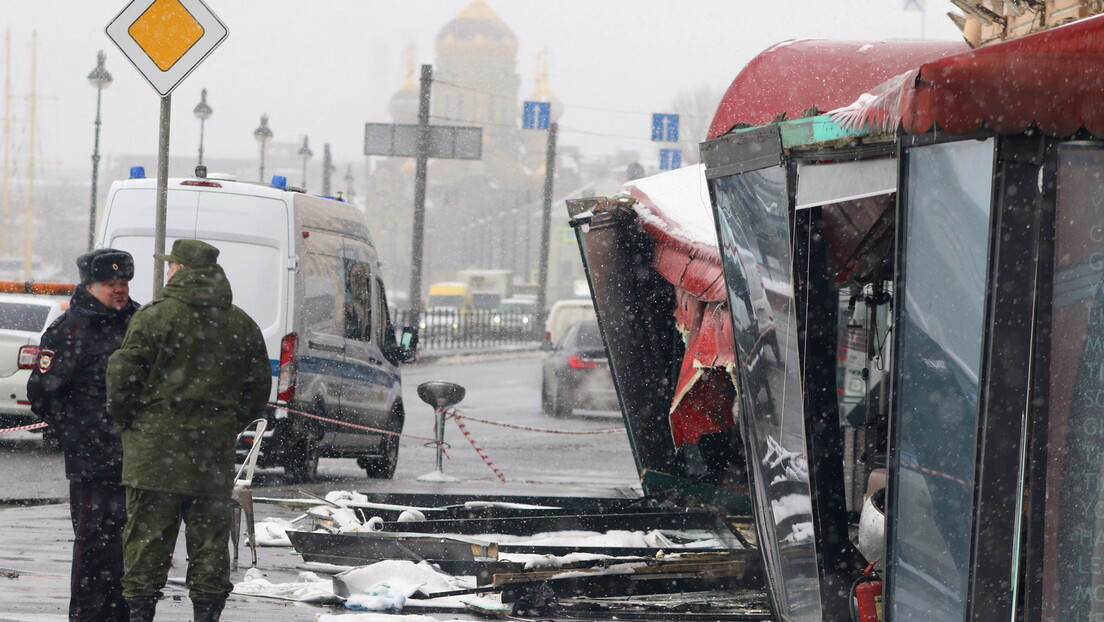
[832,14,1104,137]
[708,39,967,139]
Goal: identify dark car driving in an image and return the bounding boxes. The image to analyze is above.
[540,320,618,416]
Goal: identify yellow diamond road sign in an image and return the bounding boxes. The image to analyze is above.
[106,0,227,97]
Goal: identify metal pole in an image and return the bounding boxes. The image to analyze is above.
[407,64,432,328]
[321,144,332,196]
[197,117,205,167]
[153,94,170,299]
[434,406,446,473]
[535,122,557,335]
[88,84,103,251]
[258,139,266,183]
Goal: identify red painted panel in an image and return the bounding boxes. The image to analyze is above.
[708,39,967,139]
[832,15,1104,137]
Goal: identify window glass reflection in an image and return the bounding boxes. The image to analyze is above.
[712,166,822,621]
[890,138,994,620]
[1041,143,1104,620]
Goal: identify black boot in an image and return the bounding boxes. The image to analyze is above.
[126,597,156,622]
[191,596,226,622]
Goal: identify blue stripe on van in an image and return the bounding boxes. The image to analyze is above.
[298,355,401,389]
[269,357,399,387]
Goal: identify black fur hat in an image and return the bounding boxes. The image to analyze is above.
[77,249,135,285]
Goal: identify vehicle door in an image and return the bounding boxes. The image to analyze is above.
[337,241,393,448]
[297,229,347,426]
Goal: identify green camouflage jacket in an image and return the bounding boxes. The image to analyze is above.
[106,263,270,496]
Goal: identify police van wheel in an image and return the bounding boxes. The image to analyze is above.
[285,436,319,483]
[359,411,401,479]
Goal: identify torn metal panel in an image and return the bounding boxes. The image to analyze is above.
[572,166,748,499]
[370,509,740,540]
[572,203,683,483]
[287,529,497,562]
[556,590,773,621]
[496,554,763,603]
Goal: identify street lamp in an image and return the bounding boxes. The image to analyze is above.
[87,50,112,251]
[253,114,272,182]
[193,88,212,168]
[344,164,355,200]
[297,135,312,188]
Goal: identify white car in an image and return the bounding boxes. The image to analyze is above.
[0,293,69,434]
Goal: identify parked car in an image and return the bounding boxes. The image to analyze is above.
[0,292,69,441]
[543,298,597,347]
[493,297,537,338]
[541,320,618,416]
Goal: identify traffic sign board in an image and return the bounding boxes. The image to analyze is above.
[659,148,682,170]
[651,113,680,142]
[106,0,228,97]
[522,101,551,130]
[364,123,483,160]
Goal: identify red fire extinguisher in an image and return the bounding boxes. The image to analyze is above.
[852,560,883,622]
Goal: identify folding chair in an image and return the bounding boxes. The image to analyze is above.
[231,418,268,568]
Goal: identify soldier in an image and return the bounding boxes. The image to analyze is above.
[27,249,140,622]
[106,239,270,622]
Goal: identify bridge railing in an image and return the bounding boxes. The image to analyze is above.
[393,308,541,351]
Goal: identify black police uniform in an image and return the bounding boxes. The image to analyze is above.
[27,250,138,622]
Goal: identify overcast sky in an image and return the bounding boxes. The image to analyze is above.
[5,0,962,179]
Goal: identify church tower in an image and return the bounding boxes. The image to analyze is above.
[365,0,562,301]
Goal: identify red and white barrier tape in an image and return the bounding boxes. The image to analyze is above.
[448,412,625,435]
[448,408,506,482]
[0,421,48,435]
[269,403,440,444]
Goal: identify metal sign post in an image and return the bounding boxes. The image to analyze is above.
[106,0,228,297]
[535,122,558,334]
[363,64,483,323]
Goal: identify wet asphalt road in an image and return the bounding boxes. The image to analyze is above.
[0,351,641,621]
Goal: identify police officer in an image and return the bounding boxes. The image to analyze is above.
[107,239,270,622]
[27,249,139,622]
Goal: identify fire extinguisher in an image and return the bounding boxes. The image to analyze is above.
[851,560,883,622]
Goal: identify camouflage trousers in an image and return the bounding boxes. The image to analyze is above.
[121,487,234,599]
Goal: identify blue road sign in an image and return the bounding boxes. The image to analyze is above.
[651,113,680,142]
[523,101,551,130]
[659,148,682,170]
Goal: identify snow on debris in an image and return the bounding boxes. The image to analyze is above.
[624,164,720,250]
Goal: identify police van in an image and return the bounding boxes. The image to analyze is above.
[97,168,417,481]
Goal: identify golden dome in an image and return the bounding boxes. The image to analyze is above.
[436,0,517,56]
[388,44,419,123]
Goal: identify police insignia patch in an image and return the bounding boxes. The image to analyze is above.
[38,349,55,373]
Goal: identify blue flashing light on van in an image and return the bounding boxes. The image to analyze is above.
[271,175,287,189]
[129,166,146,179]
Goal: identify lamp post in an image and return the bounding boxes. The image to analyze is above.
[253,114,272,182]
[297,135,312,188]
[193,88,212,168]
[87,50,112,251]
[344,165,355,200]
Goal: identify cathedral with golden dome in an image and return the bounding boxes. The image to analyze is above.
[364,0,575,304]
